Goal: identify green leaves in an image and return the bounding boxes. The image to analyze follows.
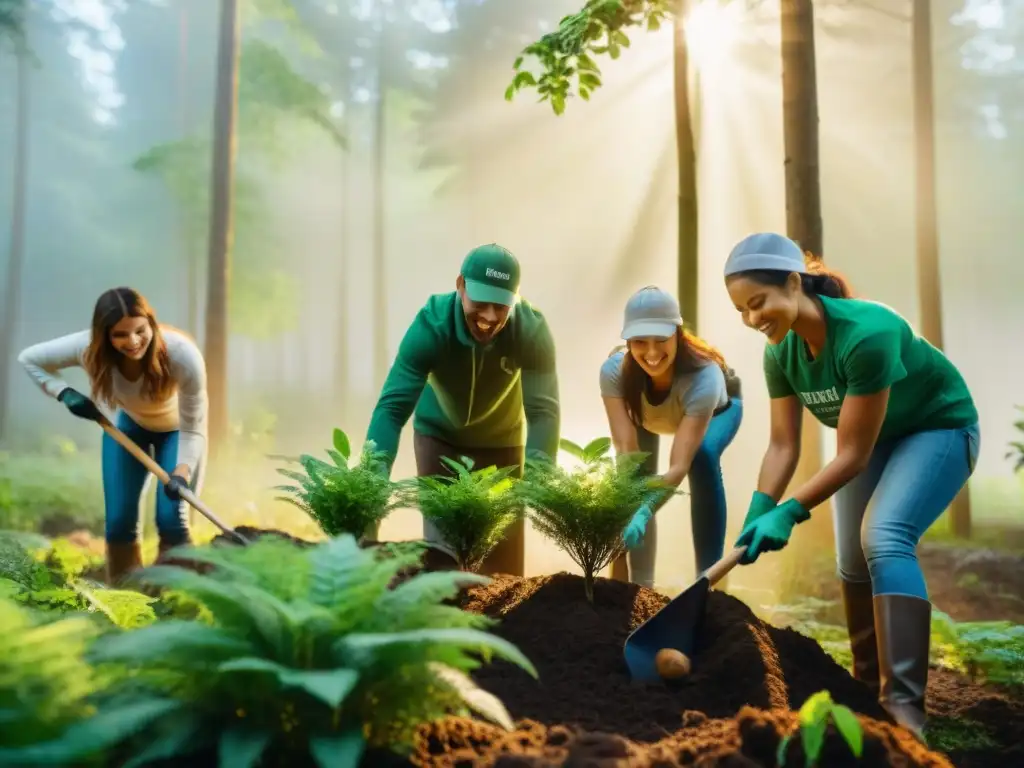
[776,689,864,766]
[30,533,535,764]
[932,609,1024,686]
[218,658,359,708]
[333,428,351,461]
[0,597,109,760]
[559,436,612,464]
[275,428,399,539]
[504,0,675,114]
[517,435,672,602]
[396,456,525,572]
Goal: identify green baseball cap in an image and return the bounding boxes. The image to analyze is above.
[460,243,521,306]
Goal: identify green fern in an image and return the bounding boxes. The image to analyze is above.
[516,437,675,603]
[0,532,156,628]
[395,456,524,571]
[0,597,169,766]
[932,610,1024,686]
[72,534,536,766]
[275,428,399,539]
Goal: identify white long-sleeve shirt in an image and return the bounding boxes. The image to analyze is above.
[17,327,208,475]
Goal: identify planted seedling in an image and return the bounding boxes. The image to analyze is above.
[396,455,524,572]
[516,436,675,604]
[65,535,537,767]
[776,689,864,766]
[275,427,399,541]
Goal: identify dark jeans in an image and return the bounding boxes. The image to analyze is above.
[413,431,525,576]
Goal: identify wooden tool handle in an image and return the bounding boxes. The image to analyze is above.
[97,416,246,544]
[703,545,747,587]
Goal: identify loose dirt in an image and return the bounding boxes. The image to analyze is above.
[408,572,1022,768]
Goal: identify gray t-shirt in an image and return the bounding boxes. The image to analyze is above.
[599,350,728,436]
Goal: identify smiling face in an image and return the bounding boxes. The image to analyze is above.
[726,272,803,344]
[627,333,678,379]
[108,315,154,361]
[457,276,511,343]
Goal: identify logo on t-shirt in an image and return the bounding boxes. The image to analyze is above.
[798,386,843,424]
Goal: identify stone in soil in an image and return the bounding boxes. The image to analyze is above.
[408,572,1018,767]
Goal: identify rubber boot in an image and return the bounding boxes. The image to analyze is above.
[874,593,932,741]
[105,541,143,586]
[840,579,879,693]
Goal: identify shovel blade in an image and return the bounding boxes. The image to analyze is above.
[624,576,711,683]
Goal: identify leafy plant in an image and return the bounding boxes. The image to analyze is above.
[396,456,524,572]
[776,689,864,767]
[0,597,170,766]
[932,610,1024,687]
[1005,404,1024,473]
[504,0,674,114]
[516,437,673,603]
[0,533,156,628]
[276,428,399,540]
[66,535,536,766]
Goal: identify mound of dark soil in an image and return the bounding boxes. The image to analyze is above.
[458,573,885,740]
[208,525,316,548]
[406,573,965,767]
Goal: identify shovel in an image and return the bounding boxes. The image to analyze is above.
[624,544,746,683]
[96,414,250,546]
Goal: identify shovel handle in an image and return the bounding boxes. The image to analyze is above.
[96,416,247,545]
[704,545,747,587]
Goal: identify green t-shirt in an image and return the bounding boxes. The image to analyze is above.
[763,296,977,442]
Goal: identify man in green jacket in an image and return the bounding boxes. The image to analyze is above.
[365,243,561,576]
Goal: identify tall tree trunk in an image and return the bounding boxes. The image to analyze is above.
[334,77,350,420]
[178,5,200,337]
[204,0,241,454]
[673,4,698,331]
[0,40,30,445]
[779,0,829,561]
[912,0,970,537]
[372,14,388,391]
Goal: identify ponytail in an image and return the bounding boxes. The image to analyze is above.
[801,259,853,298]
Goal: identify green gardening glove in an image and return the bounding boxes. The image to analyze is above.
[735,498,810,565]
[741,490,777,530]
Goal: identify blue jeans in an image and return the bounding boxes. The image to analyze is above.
[628,397,744,586]
[833,422,980,599]
[102,411,205,545]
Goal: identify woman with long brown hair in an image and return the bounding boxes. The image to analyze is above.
[599,286,743,588]
[18,287,208,584]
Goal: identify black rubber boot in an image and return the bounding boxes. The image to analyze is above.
[874,593,932,741]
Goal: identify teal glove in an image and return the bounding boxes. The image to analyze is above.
[622,504,654,550]
[735,498,810,564]
[742,491,777,530]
